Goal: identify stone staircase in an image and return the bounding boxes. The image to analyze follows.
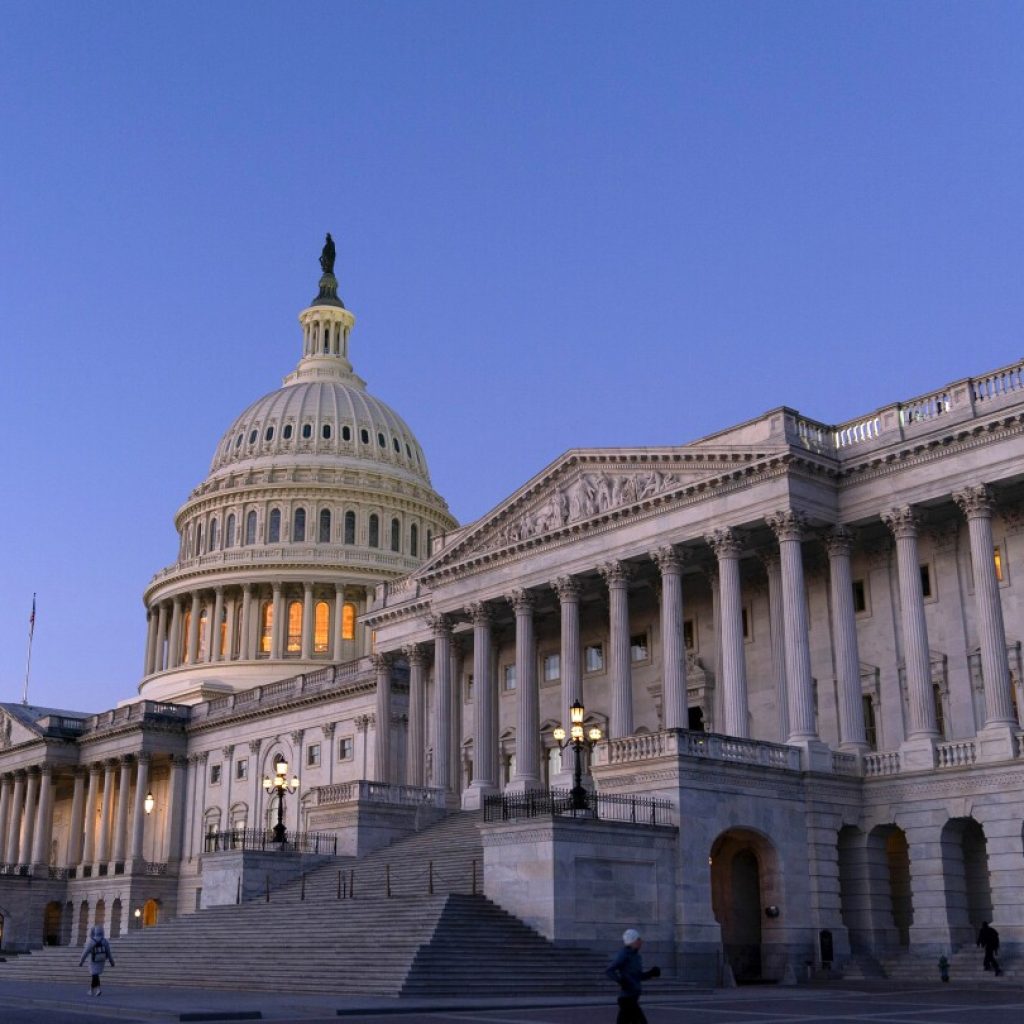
[879,946,1020,984]
[0,812,615,997]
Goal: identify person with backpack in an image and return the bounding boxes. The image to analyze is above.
[78,925,115,995]
[977,921,1003,976]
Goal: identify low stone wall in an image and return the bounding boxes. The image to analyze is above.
[200,850,336,908]
[306,799,445,858]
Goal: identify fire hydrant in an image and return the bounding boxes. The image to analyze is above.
[938,955,950,983]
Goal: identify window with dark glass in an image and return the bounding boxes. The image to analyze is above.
[322,423,331,440]
[920,564,933,599]
[268,508,281,543]
[209,518,219,552]
[378,432,386,447]
[282,424,293,440]
[342,425,351,441]
[344,510,356,545]
[852,579,868,614]
[302,423,312,440]
[307,743,321,767]
[862,695,877,749]
[225,514,236,549]
[210,764,221,785]
[338,737,354,761]
[293,507,306,542]
[393,438,400,452]
[319,509,331,543]
[245,510,257,546]
[369,514,379,548]
[630,633,649,663]
[410,524,418,557]
[249,430,258,444]
[390,518,400,552]
[264,426,274,441]
[683,619,695,650]
[360,428,369,444]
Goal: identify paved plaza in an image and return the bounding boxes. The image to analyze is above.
[1,980,1022,1024]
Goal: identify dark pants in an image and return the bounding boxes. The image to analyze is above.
[90,974,102,990]
[983,948,1001,974]
[616,995,647,1024]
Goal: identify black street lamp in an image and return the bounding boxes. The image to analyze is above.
[553,700,603,811]
[262,759,299,844]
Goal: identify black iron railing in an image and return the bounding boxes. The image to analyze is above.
[483,787,673,826]
[204,829,338,855]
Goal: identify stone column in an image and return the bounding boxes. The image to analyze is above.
[168,597,183,668]
[66,769,86,868]
[30,764,55,867]
[210,586,225,662]
[239,583,254,660]
[270,583,284,659]
[826,526,869,753]
[464,602,498,809]
[429,614,453,794]
[653,546,688,730]
[755,551,788,743]
[600,561,634,738]
[186,591,202,664]
[705,529,750,739]
[96,760,116,866]
[81,764,100,867]
[154,601,169,673]
[18,769,39,866]
[301,582,314,659]
[553,576,582,733]
[166,755,188,866]
[129,754,151,864]
[144,609,157,678]
[508,589,540,791]
[333,584,347,661]
[955,485,1017,759]
[882,506,939,766]
[450,636,465,794]
[5,772,26,864]
[371,653,393,783]
[111,756,132,866]
[0,775,11,863]
[224,592,238,662]
[405,645,428,787]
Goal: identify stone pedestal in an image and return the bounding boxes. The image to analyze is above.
[975,723,1018,764]
[898,735,937,771]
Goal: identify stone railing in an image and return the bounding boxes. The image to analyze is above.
[81,700,190,734]
[863,751,901,777]
[596,729,801,772]
[314,780,446,809]
[936,740,977,768]
[831,752,861,775]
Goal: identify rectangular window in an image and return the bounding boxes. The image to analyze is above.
[920,564,933,599]
[235,758,248,781]
[741,606,753,641]
[994,546,1004,583]
[862,695,877,750]
[503,664,517,691]
[933,684,946,738]
[584,643,604,673]
[683,618,695,651]
[338,737,354,761]
[306,743,321,768]
[210,764,222,785]
[465,673,474,702]
[852,579,868,614]
[630,633,649,663]
[542,653,560,682]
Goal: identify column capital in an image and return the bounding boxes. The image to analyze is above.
[355,713,375,731]
[508,588,536,614]
[289,729,304,746]
[882,505,923,539]
[954,483,995,520]
[87,762,103,777]
[221,744,235,759]
[321,721,337,739]
[705,527,744,559]
[766,509,807,542]
[370,652,394,672]
[467,601,494,627]
[247,739,262,755]
[598,560,633,587]
[171,754,189,768]
[426,610,453,638]
[135,752,151,766]
[551,575,581,601]
[651,545,687,573]
[403,643,429,667]
[756,547,780,572]
[824,524,856,558]
[271,581,282,594]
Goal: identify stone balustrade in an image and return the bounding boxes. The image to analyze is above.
[936,739,978,768]
[595,729,801,772]
[863,751,901,777]
[314,779,445,808]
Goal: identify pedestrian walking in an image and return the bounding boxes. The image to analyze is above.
[977,921,1002,976]
[79,925,115,995]
[606,928,661,1024]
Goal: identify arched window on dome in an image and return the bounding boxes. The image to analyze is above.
[378,432,386,448]
[225,514,236,549]
[302,423,312,440]
[245,511,257,546]
[360,429,370,444]
[197,606,209,662]
[410,523,418,557]
[286,600,302,655]
[319,509,331,544]
[368,514,379,549]
[314,601,329,654]
[342,425,351,441]
[209,518,219,552]
[181,608,192,663]
[322,423,332,440]
[268,509,281,544]
[258,601,273,656]
[390,518,401,553]
[342,602,357,641]
[393,438,400,453]
[265,426,274,442]
[426,529,433,554]
[344,511,356,545]
[293,508,306,543]
[196,523,204,555]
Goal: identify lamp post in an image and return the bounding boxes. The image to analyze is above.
[552,700,602,811]
[262,760,299,844]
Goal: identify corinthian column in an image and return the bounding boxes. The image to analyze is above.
[371,653,393,783]
[955,485,1017,760]
[5,772,26,865]
[553,576,582,734]
[600,561,634,738]
[270,584,284,660]
[705,529,749,738]
[508,589,540,791]
[210,587,225,662]
[0,775,12,862]
[168,598,183,668]
[463,602,498,810]
[111,756,133,866]
[882,506,938,767]
[301,582,314,660]
[144,610,157,678]
[96,760,116,866]
[187,592,202,664]
[758,550,788,742]
[18,769,39,866]
[31,764,55,867]
[404,645,428,787]
[81,765,100,867]
[154,602,168,672]
[653,546,688,730]
[240,584,254,660]
[825,526,869,753]
[130,754,150,864]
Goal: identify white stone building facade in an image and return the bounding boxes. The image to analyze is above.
[1,247,1023,984]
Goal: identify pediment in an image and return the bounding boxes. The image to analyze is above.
[0,708,37,749]
[427,445,784,572]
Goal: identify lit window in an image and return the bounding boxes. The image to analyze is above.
[306,744,321,768]
[994,546,1004,582]
[286,600,302,654]
[245,510,257,546]
[302,423,312,440]
[543,654,560,682]
[225,514,236,549]
[410,524,418,557]
[259,601,273,655]
[338,737,354,761]
[314,601,329,654]
[341,602,356,641]
[268,509,281,543]
[210,764,221,785]
[504,665,517,691]
[322,423,331,440]
[344,511,356,545]
[852,579,868,614]
[181,608,192,662]
[585,644,604,673]
[236,758,248,780]
[319,509,331,543]
[390,518,401,552]
[369,514,379,548]
[282,424,293,440]
[293,507,306,542]
[630,633,649,663]
[342,425,351,441]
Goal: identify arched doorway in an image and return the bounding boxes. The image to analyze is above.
[837,825,871,952]
[62,901,74,945]
[110,899,123,939]
[941,817,992,947]
[142,898,160,927]
[42,901,62,945]
[710,829,782,982]
[94,899,106,930]
[76,901,89,945]
[865,824,912,950]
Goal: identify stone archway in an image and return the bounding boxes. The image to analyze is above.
[710,829,783,982]
[62,901,73,945]
[142,898,160,927]
[42,901,62,945]
[941,817,992,948]
[76,901,89,945]
[865,824,912,950]
[110,898,123,939]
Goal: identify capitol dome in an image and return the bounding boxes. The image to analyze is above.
[138,239,457,705]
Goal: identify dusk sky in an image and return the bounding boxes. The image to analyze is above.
[2,2,1023,713]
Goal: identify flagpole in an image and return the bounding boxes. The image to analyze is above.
[23,593,35,706]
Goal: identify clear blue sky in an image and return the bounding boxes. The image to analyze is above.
[2,2,1022,713]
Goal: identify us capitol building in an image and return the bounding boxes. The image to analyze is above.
[1,239,1023,985]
